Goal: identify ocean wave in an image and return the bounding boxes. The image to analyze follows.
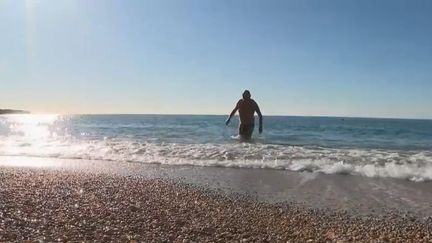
[1,137,432,182]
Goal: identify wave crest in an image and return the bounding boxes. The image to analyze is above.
[1,137,432,182]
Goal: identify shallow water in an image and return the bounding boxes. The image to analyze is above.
[1,114,431,181]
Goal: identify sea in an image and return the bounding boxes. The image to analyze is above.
[1,114,432,182]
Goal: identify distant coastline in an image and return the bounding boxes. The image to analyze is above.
[0,109,30,115]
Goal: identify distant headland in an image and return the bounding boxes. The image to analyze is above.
[0,109,30,115]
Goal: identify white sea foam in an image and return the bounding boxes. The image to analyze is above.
[1,137,432,182]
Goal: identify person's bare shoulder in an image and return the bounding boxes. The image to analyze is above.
[251,99,258,106]
[237,99,244,106]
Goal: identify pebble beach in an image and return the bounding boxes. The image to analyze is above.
[1,166,431,242]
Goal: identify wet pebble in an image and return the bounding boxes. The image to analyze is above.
[0,167,431,242]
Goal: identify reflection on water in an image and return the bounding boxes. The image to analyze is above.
[0,114,61,167]
[1,114,432,182]
[0,114,61,162]
[5,114,59,138]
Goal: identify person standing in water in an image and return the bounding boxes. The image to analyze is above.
[225,90,263,140]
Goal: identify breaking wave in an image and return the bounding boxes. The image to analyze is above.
[1,137,432,182]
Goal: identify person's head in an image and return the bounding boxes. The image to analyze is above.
[242,90,251,99]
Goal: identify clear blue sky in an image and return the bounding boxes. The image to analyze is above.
[1,0,431,118]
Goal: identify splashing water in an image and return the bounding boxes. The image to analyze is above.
[1,114,432,181]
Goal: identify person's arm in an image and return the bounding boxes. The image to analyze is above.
[226,102,239,126]
[255,102,263,133]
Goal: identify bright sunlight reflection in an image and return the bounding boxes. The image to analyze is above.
[0,114,61,167]
[0,156,59,168]
[6,114,59,138]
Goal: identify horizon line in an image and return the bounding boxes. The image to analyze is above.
[13,112,432,121]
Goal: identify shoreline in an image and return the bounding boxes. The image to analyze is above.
[1,166,432,242]
[1,156,432,217]
[1,156,432,241]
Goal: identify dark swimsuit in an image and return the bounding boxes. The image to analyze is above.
[239,123,254,140]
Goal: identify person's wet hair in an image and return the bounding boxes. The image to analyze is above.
[243,90,251,99]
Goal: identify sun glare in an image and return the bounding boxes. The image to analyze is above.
[6,114,59,139]
[0,156,59,168]
[0,114,61,167]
